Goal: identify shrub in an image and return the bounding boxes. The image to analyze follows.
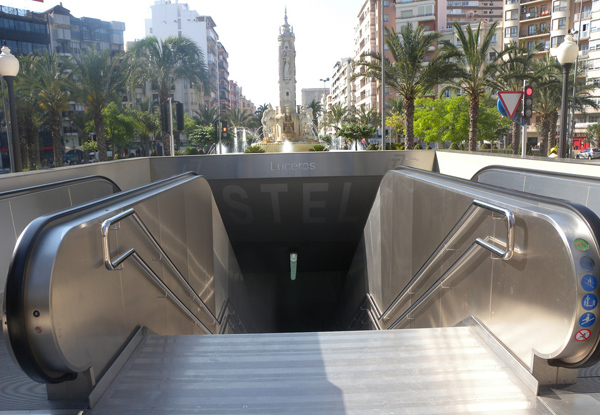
[127,153,136,158]
[366,144,379,151]
[413,144,423,150]
[309,144,328,151]
[480,143,490,150]
[425,144,433,150]
[449,143,460,150]
[245,145,266,153]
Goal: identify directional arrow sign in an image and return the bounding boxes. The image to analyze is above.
[498,91,523,120]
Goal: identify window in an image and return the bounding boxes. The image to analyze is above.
[553,18,566,30]
[417,5,433,16]
[383,0,389,5]
[384,14,389,22]
[553,1,567,12]
[505,27,517,38]
[505,9,517,20]
[401,10,412,18]
[491,34,497,43]
[540,22,548,33]
[592,20,600,33]
[527,41,535,50]
[551,36,565,48]
[528,25,535,35]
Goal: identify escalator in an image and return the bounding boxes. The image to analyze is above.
[3,165,600,413]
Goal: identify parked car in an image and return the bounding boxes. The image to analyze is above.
[576,148,600,159]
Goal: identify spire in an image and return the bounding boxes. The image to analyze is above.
[285,7,288,25]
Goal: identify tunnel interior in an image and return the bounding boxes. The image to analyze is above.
[209,176,381,333]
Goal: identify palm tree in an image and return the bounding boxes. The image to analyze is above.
[353,24,458,149]
[329,103,349,127]
[226,107,252,128]
[73,48,126,162]
[354,106,379,127]
[134,98,160,156]
[32,51,73,167]
[531,55,561,155]
[441,21,501,151]
[493,42,541,154]
[14,55,42,170]
[195,103,221,126]
[128,36,210,156]
[307,98,323,128]
[532,55,598,155]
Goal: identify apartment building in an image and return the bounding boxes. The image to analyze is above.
[328,58,353,109]
[218,42,230,113]
[446,1,502,28]
[145,0,220,114]
[571,0,600,146]
[353,0,397,113]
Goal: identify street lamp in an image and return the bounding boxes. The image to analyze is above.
[320,77,329,90]
[556,35,578,159]
[0,43,21,172]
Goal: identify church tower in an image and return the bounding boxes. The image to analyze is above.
[278,8,296,114]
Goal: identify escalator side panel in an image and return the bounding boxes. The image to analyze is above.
[345,167,600,370]
[5,174,253,384]
[0,177,120,322]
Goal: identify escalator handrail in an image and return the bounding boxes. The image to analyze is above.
[355,166,600,368]
[102,208,237,334]
[4,172,196,384]
[0,175,121,200]
[377,199,514,322]
[388,237,498,330]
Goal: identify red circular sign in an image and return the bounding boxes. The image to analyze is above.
[525,87,533,96]
[575,329,592,341]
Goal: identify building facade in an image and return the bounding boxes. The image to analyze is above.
[218,42,230,113]
[446,1,502,28]
[301,88,330,107]
[145,0,220,114]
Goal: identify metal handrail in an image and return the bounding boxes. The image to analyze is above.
[349,199,514,330]
[102,208,245,335]
[388,237,496,330]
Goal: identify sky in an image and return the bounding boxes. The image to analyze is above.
[7,0,366,107]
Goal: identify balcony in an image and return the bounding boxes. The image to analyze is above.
[575,11,592,21]
[519,27,549,38]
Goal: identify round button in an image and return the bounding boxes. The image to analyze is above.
[581,257,596,271]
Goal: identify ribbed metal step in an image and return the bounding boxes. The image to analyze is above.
[89,327,550,414]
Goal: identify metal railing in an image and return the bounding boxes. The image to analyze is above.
[102,208,246,335]
[348,199,515,331]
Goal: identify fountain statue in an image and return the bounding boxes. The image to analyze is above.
[259,10,318,151]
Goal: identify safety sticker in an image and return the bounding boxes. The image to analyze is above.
[582,275,598,292]
[575,329,592,342]
[575,239,590,252]
[581,257,596,271]
[580,313,596,328]
[583,294,598,311]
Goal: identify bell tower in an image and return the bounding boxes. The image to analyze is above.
[278,8,296,113]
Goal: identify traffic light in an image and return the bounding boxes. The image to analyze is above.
[161,102,170,132]
[175,102,184,131]
[221,121,228,138]
[523,82,534,125]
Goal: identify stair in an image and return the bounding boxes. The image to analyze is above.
[90,327,549,414]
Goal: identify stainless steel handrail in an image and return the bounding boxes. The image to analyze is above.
[349,199,514,330]
[102,208,245,335]
[388,238,493,329]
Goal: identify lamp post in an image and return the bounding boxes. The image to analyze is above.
[556,35,578,159]
[0,43,21,172]
[320,77,329,90]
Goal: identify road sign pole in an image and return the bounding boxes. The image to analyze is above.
[521,81,527,157]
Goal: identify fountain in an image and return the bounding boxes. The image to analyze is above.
[258,10,320,153]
